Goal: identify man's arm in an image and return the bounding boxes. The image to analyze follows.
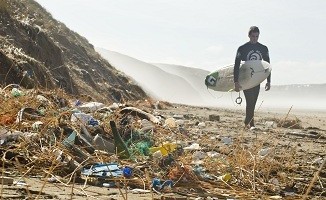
[233,47,242,92]
[263,46,271,90]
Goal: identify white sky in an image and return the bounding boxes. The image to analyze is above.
[35,0,326,85]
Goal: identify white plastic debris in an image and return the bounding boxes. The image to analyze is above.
[11,88,23,97]
[141,119,155,132]
[209,136,218,140]
[269,196,282,199]
[103,182,115,188]
[78,102,105,112]
[198,122,206,128]
[265,121,277,128]
[269,178,279,185]
[14,180,28,186]
[184,143,201,150]
[250,126,257,131]
[221,137,232,145]
[152,150,163,160]
[165,117,177,128]
[192,151,206,161]
[48,175,60,183]
[36,95,50,103]
[259,148,270,157]
[71,112,93,124]
[173,114,184,119]
[207,151,219,158]
[311,157,323,165]
[175,119,185,126]
[130,188,151,193]
[32,121,43,131]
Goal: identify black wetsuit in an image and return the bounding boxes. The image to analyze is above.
[233,42,271,127]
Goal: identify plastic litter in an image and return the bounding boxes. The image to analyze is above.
[184,143,201,150]
[78,102,105,112]
[192,151,206,161]
[259,148,270,157]
[71,112,93,124]
[110,121,131,159]
[221,137,232,145]
[265,121,277,128]
[218,173,232,182]
[130,188,151,193]
[134,141,151,156]
[123,166,132,178]
[103,182,115,187]
[193,165,214,180]
[36,95,50,104]
[149,142,177,156]
[141,119,155,132]
[11,88,23,97]
[165,117,177,128]
[207,151,219,158]
[81,163,123,177]
[32,121,43,131]
[198,122,206,128]
[151,178,173,191]
[75,99,82,106]
[88,118,99,126]
[269,177,279,185]
[93,134,115,153]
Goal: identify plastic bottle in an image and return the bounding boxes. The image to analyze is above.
[110,121,131,159]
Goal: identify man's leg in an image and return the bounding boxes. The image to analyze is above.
[243,85,260,127]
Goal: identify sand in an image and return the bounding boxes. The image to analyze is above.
[1,104,325,199]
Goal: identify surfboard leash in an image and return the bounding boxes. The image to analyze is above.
[229,90,242,107]
[206,88,224,100]
[235,92,242,105]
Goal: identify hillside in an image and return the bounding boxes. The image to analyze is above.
[152,63,210,99]
[0,0,147,102]
[96,48,204,105]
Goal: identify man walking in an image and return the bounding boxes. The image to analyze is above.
[233,26,271,129]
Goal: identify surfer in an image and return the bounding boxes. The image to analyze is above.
[233,26,271,129]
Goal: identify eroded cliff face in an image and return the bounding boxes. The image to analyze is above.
[0,0,147,102]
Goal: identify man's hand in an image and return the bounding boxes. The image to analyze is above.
[265,82,271,91]
[234,82,241,92]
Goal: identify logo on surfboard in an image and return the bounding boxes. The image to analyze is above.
[205,75,217,86]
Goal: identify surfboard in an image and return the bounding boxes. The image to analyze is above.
[205,60,271,92]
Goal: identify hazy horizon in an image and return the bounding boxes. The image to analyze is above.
[97,48,326,112]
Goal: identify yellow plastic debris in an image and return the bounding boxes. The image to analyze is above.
[219,173,232,182]
[149,143,177,156]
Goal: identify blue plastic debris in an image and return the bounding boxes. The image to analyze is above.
[81,163,123,177]
[161,180,173,189]
[151,178,161,190]
[88,118,99,126]
[75,100,82,106]
[63,131,77,147]
[151,178,173,191]
[123,167,132,178]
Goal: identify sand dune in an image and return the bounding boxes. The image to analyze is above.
[152,63,210,98]
[96,48,204,105]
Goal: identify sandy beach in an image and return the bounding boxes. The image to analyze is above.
[1,102,325,199]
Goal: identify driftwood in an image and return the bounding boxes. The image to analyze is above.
[120,107,160,124]
[303,158,326,199]
[286,131,326,140]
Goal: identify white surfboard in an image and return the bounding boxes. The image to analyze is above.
[205,60,271,92]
